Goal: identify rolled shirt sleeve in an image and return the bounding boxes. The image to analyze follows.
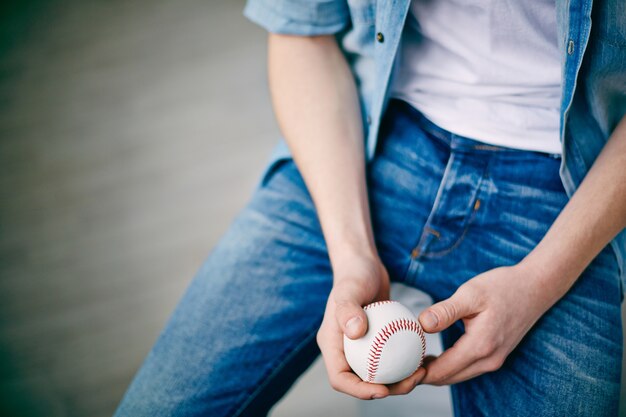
[243,0,350,36]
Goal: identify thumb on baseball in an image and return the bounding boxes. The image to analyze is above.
[419,290,474,333]
[335,300,368,340]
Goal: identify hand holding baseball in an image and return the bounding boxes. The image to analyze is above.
[316,255,426,400]
[343,301,426,384]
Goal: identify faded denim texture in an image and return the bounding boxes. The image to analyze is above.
[115,100,622,416]
[243,0,626,286]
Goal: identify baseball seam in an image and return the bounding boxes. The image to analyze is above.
[366,318,426,382]
[363,300,396,311]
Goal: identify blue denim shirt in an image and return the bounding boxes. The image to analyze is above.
[243,0,626,286]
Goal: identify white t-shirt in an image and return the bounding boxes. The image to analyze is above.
[390,0,562,154]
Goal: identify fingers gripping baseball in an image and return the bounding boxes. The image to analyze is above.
[343,301,427,385]
[316,258,392,400]
[332,273,384,340]
[335,299,368,339]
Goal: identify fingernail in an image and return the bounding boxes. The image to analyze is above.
[422,311,438,329]
[372,393,385,399]
[345,316,362,336]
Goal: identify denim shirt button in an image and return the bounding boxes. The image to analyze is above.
[376,32,385,43]
[567,40,575,55]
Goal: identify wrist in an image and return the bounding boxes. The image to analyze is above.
[326,233,378,269]
[329,245,385,285]
[516,254,576,308]
[330,244,380,275]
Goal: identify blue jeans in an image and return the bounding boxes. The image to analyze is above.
[114,99,623,417]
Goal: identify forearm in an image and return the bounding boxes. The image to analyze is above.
[268,34,376,270]
[522,115,626,305]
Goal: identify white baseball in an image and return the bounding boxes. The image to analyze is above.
[343,300,426,384]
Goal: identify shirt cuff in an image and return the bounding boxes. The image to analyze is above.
[243,0,350,36]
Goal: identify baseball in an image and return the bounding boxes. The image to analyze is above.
[343,300,426,384]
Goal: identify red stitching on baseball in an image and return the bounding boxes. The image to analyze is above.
[366,318,426,382]
[363,300,395,311]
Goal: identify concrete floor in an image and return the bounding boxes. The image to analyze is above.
[0,1,624,417]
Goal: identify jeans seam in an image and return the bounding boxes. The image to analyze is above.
[411,159,487,260]
[230,321,321,417]
[422,163,486,258]
[471,144,504,151]
[408,152,457,259]
[421,125,452,148]
[420,198,481,258]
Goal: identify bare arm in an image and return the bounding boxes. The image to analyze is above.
[523,115,626,301]
[268,33,373,265]
[267,34,423,398]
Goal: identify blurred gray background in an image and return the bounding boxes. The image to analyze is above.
[0,1,624,416]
